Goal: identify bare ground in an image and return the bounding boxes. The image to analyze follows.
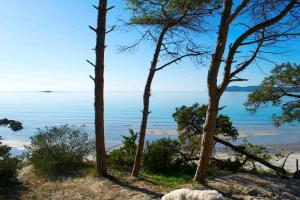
[0,166,299,200]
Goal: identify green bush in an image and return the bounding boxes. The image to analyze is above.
[173,103,238,162]
[142,138,181,173]
[209,158,245,173]
[107,129,137,170]
[0,137,21,187]
[25,125,94,176]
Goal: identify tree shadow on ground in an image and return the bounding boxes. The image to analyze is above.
[0,182,28,200]
[204,182,241,200]
[105,174,164,199]
[208,172,300,199]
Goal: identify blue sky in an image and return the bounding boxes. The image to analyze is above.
[0,0,299,91]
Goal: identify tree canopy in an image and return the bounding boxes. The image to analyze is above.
[173,103,238,138]
[245,62,300,126]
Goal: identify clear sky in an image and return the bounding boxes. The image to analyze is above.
[0,0,299,91]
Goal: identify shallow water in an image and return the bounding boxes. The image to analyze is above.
[0,91,299,148]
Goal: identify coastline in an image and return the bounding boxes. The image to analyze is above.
[2,137,300,172]
[146,128,280,138]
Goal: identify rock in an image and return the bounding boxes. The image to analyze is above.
[0,118,23,131]
[9,121,23,131]
[0,118,9,124]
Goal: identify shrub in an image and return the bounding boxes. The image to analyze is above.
[209,158,245,173]
[173,103,238,162]
[107,129,137,170]
[142,138,181,173]
[0,137,21,187]
[25,125,94,176]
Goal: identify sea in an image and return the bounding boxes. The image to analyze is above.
[0,91,299,153]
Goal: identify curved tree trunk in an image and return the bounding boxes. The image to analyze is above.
[194,0,232,182]
[131,69,155,177]
[194,0,297,183]
[132,25,170,177]
[94,0,108,176]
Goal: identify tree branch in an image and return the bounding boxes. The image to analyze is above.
[155,52,203,71]
[241,33,300,46]
[230,41,263,78]
[220,0,297,94]
[106,6,115,11]
[226,0,250,25]
[86,59,96,67]
[89,25,97,33]
[229,78,248,82]
[89,75,95,81]
[279,88,300,98]
[106,25,116,34]
[219,40,263,94]
[93,5,98,10]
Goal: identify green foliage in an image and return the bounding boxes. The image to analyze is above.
[25,125,94,176]
[126,0,215,26]
[173,103,238,161]
[209,158,245,173]
[245,62,300,126]
[173,103,238,138]
[125,0,219,57]
[141,171,193,188]
[0,137,21,187]
[107,129,138,170]
[142,138,181,173]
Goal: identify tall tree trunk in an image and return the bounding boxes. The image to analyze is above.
[132,25,170,177]
[94,0,108,176]
[194,0,232,182]
[194,94,219,182]
[131,69,155,177]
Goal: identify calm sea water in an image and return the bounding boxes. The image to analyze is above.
[0,91,299,149]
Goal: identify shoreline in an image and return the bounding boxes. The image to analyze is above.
[2,138,300,172]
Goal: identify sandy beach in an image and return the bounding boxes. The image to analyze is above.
[2,137,300,173]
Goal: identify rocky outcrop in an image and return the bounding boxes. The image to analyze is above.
[0,118,23,131]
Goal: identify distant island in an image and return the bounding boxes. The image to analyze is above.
[226,86,258,92]
[39,90,53,93]
[226,86,300,92]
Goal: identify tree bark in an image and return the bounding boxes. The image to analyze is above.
[132,25,170,177]
[194,0,233,182]
[94,0,108,176]
[194,97,219,182]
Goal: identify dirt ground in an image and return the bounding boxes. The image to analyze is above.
[0,166,299,200]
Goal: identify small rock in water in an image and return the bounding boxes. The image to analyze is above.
[0,118,23,131]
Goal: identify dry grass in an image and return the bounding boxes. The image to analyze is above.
[0,166,299,200]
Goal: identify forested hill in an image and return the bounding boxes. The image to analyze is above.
[226,86,259,92]
[226,86,300,92]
